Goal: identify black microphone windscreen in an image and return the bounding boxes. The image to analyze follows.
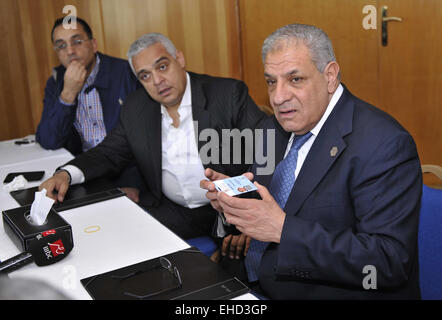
[0,228,73,274]
[29,229,73,266]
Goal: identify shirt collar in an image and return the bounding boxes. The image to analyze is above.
[289,83,343,142]
[85,54,100,88]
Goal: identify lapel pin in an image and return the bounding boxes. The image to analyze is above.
[118,98,123,106]
[330,146,338,157]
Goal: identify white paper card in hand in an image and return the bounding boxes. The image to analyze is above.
[29,188,55,225]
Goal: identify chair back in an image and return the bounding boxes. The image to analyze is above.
[418,184,442,299]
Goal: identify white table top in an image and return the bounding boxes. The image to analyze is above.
[0,135,71,167]
[0,139,257,300]
[4,196,191,299]
[0,154,75,212]
[1,143,76,262]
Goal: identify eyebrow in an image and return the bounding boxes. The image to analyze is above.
[136,56,170,78]
[264,69,301,78]
[287,69,300,76]
[53,33,83,44]
[154,56,170,65]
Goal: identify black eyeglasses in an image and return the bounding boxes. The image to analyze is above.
[53,38,90,52]
[110,256,182,299]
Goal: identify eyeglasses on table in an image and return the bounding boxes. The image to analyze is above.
[110,256,182,299]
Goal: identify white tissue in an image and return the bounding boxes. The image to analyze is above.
[2,175,28,192]
[29,188,55,225]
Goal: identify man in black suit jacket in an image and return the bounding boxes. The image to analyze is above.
[40,33,265,241]
[201,24,422,299]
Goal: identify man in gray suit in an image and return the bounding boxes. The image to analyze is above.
[40,33,265,247]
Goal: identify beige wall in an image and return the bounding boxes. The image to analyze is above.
[1,0,440,178]
[0,0,240,141]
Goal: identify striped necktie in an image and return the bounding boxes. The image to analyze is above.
[244,131,313,282]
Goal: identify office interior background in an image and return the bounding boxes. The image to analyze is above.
[0,0,440,186]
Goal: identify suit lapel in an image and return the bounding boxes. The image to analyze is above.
[189,73,212,167]
[282,88,354,216]
[139,93,162,200]
[256,117,290,188]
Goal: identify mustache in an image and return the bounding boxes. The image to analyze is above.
[67,55,79,63]
[274,104,298,112]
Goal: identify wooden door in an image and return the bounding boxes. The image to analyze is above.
[378,0,442,181]
[238,0,379,113]
[101,0,241,79]
[239,0,441,186]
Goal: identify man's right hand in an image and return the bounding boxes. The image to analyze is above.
[60,61,87,104]
[39,170,71,202]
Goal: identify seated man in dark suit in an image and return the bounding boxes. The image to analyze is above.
[201,23,422,299]
[39,33,266,245]
[36,17,142,202]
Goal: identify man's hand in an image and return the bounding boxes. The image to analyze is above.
[200,168,229,212]
[200,168,254,213]
[120,187,140,203]
[222,233,251,259]
[60,61,87,104]
[218,181,286,243]
[39,171,71,202]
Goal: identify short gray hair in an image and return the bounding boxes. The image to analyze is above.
[262,24,337,75]
[127,32,177,74]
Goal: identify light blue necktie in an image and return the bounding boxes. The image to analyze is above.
[245,132,313,282]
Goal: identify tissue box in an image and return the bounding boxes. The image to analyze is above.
[2,205,73,252]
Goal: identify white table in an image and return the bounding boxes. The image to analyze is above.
[1,142,75,260]
[0,155,75,212]
[0,134,74,213]
[3,196,190,299]
[0,139,257,300]
[0,135,71,167]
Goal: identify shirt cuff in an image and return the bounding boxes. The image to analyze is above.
[58,96,76,106]
[215,213,228,237]
[60,165,85,185]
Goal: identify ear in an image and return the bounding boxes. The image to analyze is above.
[91,38,98,54]
[175,50,186,69]
[324,61,340,93]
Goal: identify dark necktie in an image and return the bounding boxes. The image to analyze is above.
[244,131,313,282]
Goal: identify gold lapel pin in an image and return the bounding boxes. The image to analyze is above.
[330,146,338,157]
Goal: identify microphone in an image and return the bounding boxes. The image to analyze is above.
[0,229,73,274]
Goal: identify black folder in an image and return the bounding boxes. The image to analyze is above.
[9,178,125,212]
[80,247,250,300]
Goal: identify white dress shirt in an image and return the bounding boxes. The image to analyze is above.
[160,73,209,208]
[283,84,343,178]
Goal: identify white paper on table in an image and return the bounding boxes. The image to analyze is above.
[2,175,28,192]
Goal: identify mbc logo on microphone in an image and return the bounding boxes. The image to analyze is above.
[29,228,73,266]
[43,239,66,259]
[35,229,66,259]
